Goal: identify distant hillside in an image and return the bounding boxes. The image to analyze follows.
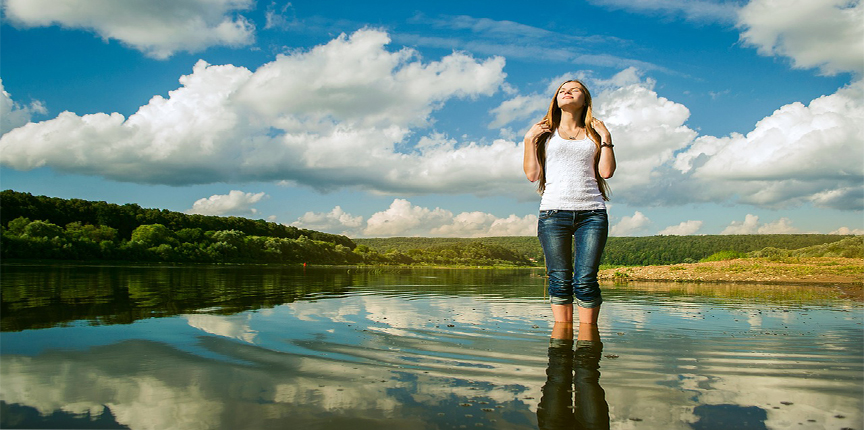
[750,236,863,259]
[355,237,544,261]
[356,234,858,266]
[601,234,857,265]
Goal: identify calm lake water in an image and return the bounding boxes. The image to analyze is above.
[1,264,861,430]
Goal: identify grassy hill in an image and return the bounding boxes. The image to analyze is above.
[355,234,860,267]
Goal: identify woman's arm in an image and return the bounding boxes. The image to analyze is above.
[523,122,547,182]
[593,119,616,179]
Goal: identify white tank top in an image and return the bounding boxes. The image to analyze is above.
[539,130,606,211]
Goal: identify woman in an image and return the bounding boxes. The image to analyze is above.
[523,80,616,324]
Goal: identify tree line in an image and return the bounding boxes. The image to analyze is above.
[1,265,540,332]
[0,190,532,266]
[1,190,352,246]
[600,234,860,265]
[356,233,860,266]
[1,190,858,267]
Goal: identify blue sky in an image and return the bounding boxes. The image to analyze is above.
[1,0,862,238]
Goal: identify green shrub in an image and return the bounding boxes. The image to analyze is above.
[748,246,790,259]
[700,250,747,262]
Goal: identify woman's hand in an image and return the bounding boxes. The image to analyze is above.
[592,118,616,179]
[592,118,611,143]
[524,120,550,144]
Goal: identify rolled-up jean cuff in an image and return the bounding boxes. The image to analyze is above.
[550,296,574,305]
[575,340,602,350]
[550,338,574,349]
[576,297,603,308]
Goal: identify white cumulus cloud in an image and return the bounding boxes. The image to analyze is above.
[291,206,364,236]
[737,0,864,76]
[2,0,255,59]
[720,214,799,234]
[591,0,864,75]
[1,79,46,136]
[0,29,510,194]
[674,80,864,210]
[486,214,539,236]
[592,68,699,194]
[291,199,537,238]
[831,226,864,235]
[429,211,537,237]
[363,199,455,237]
[611,211,652,236]
[187,190,267,216]
[488,94,548,129]
[657,220,704,236]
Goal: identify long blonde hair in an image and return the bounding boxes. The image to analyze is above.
[532,80,611,200]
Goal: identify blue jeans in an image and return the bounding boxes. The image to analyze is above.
[537,209,608,307]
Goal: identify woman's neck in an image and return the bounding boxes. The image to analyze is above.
[558,110,584,129]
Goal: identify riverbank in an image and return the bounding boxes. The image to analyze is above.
[599,257,864,300]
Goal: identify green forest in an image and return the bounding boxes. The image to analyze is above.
[356,234,861,266]
[1,190,859,267]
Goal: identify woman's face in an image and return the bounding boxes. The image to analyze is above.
[556,82,586,110]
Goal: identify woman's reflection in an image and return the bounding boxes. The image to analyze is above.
[538,322,610,430]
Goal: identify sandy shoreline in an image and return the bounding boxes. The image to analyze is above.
[598,257,863,300]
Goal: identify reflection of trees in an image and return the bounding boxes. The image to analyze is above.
[0,265,355,331]
[1,266,544,331]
